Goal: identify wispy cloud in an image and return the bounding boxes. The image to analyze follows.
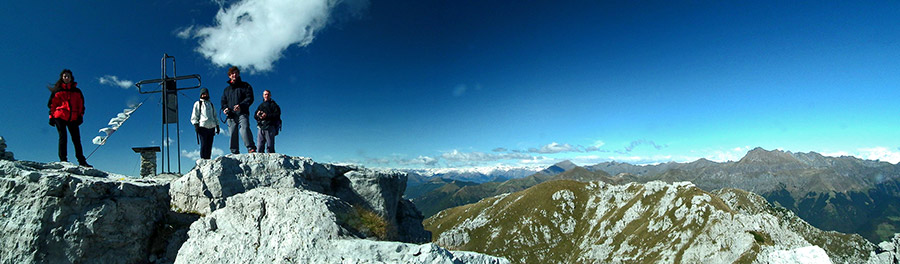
[529,142,579,154]
[181,0,368,72]
[182,147,226,161]
[441,150,533,163]
[619,139,667,153]
[397,155,438,166]
[854,147,900,164]
[98,75,135,89]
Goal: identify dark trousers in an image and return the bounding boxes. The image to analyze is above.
[256,126,277,153]
[198,127,216,159]
[54,119,86,163]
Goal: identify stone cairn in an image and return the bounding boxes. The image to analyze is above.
[0,136,14,161]
[131,146,160,177]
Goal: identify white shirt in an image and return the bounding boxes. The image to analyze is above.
[191,99,219,128]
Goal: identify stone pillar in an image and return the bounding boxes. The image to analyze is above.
[0,136,14,161]
[132,147,161,177]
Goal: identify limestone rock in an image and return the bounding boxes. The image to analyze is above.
[169,153,429,243]
[0,159,169,264]
[768,246,832,264]
[175,188,507,263]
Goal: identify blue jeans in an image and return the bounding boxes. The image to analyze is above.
[257,126,277,153]
[227,114,255,154]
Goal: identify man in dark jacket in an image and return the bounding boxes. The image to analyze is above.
[221,66,257,154]
[255,89,281,153]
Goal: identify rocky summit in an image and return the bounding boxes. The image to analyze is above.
[425,179,899,264]
[0,149,506,263]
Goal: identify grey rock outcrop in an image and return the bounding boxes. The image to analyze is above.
[169,153,429,243]
[0,136,14,161]
[175,187,507,263]
[0,159,169,264]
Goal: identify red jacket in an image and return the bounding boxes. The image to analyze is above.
[48,82,85,122]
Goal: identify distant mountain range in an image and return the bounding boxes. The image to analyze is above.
[585,147,900,243]
[425,179,879,263]
[410,160,616,218]
[412,147,900,243]
[403,166,542,186]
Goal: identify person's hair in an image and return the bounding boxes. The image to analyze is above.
[264,89,271,94]
[48,69,74,92]
[228,66,240,75]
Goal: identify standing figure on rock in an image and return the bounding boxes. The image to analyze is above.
[191,88,220,159]
[221,66,257,154]
[47,69,91,167]
[255,89,281,153]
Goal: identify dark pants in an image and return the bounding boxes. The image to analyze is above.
[198,127,216,159]
[226,114,255,154]
[256,126,277,153]
[54,119,86,163]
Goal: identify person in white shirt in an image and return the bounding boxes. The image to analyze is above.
[191,88,220,159]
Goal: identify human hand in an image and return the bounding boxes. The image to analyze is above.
[233,105,241,112]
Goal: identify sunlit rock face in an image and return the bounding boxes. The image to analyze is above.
[0,159,170,264]
[0,144,505,263]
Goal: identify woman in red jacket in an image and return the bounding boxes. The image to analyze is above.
[48,69,90,167]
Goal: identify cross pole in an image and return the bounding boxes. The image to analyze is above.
[134,54,201,175]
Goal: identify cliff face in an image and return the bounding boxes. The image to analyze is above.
[425,180,892,264]
[0,152,506,264]
[0,160,169,264]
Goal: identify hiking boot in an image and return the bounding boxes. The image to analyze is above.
[248,148,256,153]
[78,160,92,168]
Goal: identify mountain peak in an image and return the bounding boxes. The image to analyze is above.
[738,147,799,164]
[553,160,577,170]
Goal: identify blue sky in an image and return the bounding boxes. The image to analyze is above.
[2,1,900,176]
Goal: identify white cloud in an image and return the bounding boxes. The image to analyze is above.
[185,0,368,72]
[441,150,533,163]
[182,147,226,161]
[175,26,194,39]
[529,142,578,154]
[856,147,900,164]
[98,75,135,89]
[397,156,438,166]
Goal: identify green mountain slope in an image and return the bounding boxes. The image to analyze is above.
[425,180,876,264]
[412,162,612,218]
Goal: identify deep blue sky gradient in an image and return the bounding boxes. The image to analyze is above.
[2,1,899,176]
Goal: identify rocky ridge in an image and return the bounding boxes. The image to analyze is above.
[425,179,897,263]
[586,148,900,242]
[0,148,507,263]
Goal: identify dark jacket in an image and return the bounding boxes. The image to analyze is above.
[221,78,254,118]
[48,82,85,122]
[255,99,281,130]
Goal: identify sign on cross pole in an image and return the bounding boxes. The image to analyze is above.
[134,54,202,175]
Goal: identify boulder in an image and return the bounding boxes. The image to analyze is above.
[175,187,507,263]
[0,159,169,264]
[169,153,429,242]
